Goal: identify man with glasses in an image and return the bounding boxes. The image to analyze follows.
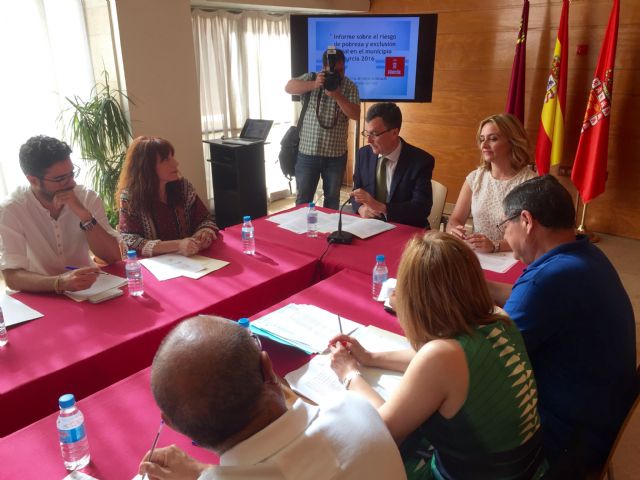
[489,175,636,476]
[351,102,434,228]
[285,48,360,210]
[0,135,121,293]
[138,315,406,480]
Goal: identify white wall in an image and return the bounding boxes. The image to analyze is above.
[112,0,207,200]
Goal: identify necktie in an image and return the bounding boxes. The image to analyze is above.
[375,156,388,203]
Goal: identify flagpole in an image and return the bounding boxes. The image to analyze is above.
[576,194,600,243]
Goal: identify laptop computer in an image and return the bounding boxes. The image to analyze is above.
[221,119,273,145]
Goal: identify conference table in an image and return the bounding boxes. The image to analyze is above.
[225,206,524,283]
[1,206,524,439]
[0,232,318,436]
[0,265,523,478]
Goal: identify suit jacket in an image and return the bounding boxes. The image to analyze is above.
[351,139,435,228]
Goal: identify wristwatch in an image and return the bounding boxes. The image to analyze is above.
[80,216,97,231]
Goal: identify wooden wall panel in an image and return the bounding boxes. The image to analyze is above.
[362,0,640,239]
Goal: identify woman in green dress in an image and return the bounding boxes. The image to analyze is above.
[329,231,547,479]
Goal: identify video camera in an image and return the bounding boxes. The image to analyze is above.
[323,46,341,92]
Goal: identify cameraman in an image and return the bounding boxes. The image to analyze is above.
[285,48,360,210]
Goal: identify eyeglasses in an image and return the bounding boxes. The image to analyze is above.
[40,164,81,183]
[496,212,521,234]
[361,128,393,138]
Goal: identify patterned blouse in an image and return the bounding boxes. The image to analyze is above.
[119,178,218,257]
[467,166,537,241]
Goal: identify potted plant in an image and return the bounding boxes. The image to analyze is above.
[60,71,132,226]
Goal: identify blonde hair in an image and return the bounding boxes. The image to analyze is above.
[476,113,533,171]
[395,231,509,350]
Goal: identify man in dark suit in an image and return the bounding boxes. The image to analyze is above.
[351,102,435,228]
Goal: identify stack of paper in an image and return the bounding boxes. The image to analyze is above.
[64,273,127,302]
[139,254,229,281]
[250,304,361,354]
[285,325,410,404]
[267,209,395,239]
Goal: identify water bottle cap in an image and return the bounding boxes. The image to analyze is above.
[127,249,137,259]
[243,216,251,222]
[59,393,76,408]
[309,202,315,208]
[238,318,250,329]
[376,254,385,262]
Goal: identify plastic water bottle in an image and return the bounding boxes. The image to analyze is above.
[238,317,250,329]
[372,254,388,300]
[57,393,90,470]
[307,202,318,238]
[0,305,8,347]
[125,249,144,296]
[242,216,255,255]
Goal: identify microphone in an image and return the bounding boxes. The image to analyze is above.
[328,197,354,244]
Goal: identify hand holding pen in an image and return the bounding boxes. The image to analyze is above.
[57,266,102,292]
[139,444,210,480]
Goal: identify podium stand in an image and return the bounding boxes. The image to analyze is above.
[204,140,267,229]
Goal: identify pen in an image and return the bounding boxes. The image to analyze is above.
[142,420,164,480]
[65,266,108,275]
[338,314,343,335]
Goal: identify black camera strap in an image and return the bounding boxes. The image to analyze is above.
[315,88,339,130]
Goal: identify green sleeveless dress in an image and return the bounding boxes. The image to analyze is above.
[402,320,548,479]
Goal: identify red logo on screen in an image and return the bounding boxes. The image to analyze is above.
[385,57,405,77]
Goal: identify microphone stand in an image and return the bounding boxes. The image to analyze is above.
[328,197,354,244]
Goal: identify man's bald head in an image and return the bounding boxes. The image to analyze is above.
[151,315,264,449]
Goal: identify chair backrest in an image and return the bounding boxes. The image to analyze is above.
[597,367,640,480]
[428,179,448,230]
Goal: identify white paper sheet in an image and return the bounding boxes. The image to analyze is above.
[62,472,100,480]
[139,254,204,281]
[64,273,127,302]
[251,304,361,354]
[475,251,519,273]
[0,293,44,326]
[338,214,396,239]
[268,209,396,238]
[285,325,409,404]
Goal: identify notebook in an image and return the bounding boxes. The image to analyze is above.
[221,118,273,145]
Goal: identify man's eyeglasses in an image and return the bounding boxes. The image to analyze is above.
[250,333,262,351]
[40,165,81,183]
[361,128,393,138]
[496,212,521,234]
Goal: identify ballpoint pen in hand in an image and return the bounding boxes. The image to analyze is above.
[65,266,108,275]
[338,314,343,335]
[142,420,164,480]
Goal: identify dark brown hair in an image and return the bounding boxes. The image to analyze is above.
[117,136,174,215]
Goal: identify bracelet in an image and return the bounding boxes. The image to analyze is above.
[53,275,63,294]
[342,370,362,390]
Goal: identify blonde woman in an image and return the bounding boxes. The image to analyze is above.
[329,232,547,479]
[446,113,536,253]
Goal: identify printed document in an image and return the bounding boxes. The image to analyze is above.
[250,304,362,354]
[475,251,519,273]
[140,254,228,281]
[64,273,127,302]
[285,325,410,404]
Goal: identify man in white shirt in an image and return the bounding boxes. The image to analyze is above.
[351,102,435,228]
[138,315,407,480]
[0,135,121,293]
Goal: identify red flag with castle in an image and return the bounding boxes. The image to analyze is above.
[505,0,529,123]
[535,0,569,175]
[571,0,620,203]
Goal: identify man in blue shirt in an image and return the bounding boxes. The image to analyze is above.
[489,175,637,476]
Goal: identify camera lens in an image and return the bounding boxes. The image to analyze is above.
[324,72,340,92]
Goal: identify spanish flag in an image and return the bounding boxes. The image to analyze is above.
[571,0,620,203]
[535,0,569,175]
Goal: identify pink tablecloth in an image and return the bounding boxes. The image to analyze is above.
[0,269,392,478]
[0,367,218,479]
[0,233,317,436]
[228,206,526,283]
